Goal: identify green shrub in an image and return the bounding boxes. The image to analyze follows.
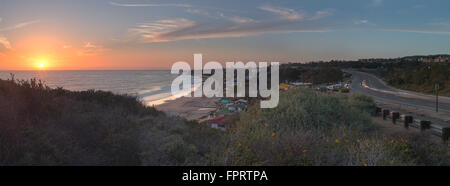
[0,78,221,165]
[217,88,448,166]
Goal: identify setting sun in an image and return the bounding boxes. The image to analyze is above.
[37,60,46,69]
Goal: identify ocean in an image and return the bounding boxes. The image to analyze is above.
[0,70,190,106]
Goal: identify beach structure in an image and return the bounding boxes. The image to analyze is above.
[236,99,248,104]
[235,104,247,111]
[207,115,227,131]
[279,84,292,90]
[220,99,230,104]
[291,82,312,87]
[227,105,237,112]
[208,112,216,120]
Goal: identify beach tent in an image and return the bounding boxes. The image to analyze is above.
[236,99,248,104]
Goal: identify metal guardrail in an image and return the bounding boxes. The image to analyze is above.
[375,107,449,142]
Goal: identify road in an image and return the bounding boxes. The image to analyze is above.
[346,70,450,126]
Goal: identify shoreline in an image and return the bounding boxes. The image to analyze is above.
[154,96,217,122]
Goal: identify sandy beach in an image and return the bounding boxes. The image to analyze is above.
[155,96,217,121]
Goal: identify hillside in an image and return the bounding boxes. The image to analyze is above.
[0,78,447,165]
[0,78,222,165]
[221,88,449,165]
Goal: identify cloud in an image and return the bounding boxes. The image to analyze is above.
[380,28,450,35]
[371,0,383,7]
[129,19,197,42]
[378,22,450,34]
[309,9,334,20]
[77,42,109,56]
[0,36,12,52]
[217,12,256,24]
[120,4,331,43]
[0,20,40,32]
[229,16,256,24]
[109,2,191,8]
[185,8,222,19]
[375,21,450,34]
[186,8,210,16]
[259,5,303,20]
[129,18,329,43]
[354,19,369,25]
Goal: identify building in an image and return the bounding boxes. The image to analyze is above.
[207,115,227,131]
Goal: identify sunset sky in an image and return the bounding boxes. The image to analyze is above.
[1,0,450,70]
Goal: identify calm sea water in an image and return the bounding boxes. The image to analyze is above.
[0,70,185,106]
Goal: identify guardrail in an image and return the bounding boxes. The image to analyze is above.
[374,107,449,142]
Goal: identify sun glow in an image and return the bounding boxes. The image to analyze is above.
[37,60,47,70]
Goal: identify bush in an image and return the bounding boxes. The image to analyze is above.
[217,88,448,166]
[0,78,221,165]
[1,78,447,166]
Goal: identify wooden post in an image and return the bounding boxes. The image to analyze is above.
[375,107,382,116]
[391,112,399,124]
[382,109,390,120]
[435,83,439,113]
[404,116,412,129]
[442,127,449,142]
[420,120,431,131]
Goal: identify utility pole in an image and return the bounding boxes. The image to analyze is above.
[435,83,439,112]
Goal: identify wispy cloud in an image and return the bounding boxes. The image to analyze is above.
[0,19,40,52]
[377,21,450,34]
[129,17,328,43]
[309,9,334,20]
[259,5,303,20]
[380,28,450,35]
[354,19,369,25]
[119,3,333,43]
[378,22,450,35]
[77,42,109,56]
[186,8,213,17]
[128,19,197,42]
[109,2,191,8]
[0,20,40,32]
[228,16,256,24]
[0,36,12,52]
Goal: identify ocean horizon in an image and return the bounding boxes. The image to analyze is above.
[0,70,185,106]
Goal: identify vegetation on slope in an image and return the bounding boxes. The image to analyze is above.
[282,61,450,96]
[279,65,343,84]
[219,88,449,166]
[381,63,450,96]
[0,78,447,165]
[0,78,222,165]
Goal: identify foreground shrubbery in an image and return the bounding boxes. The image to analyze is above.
[0,79,447,165]
[218,88,449,166]
[0,78,222,165]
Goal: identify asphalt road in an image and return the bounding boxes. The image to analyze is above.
[347,70,450,125]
